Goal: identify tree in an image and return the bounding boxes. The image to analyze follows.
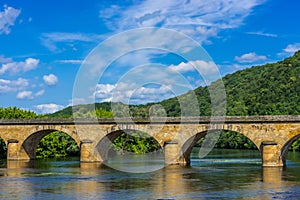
[36,131,79,158]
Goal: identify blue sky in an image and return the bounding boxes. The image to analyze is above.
[0,0,300,114]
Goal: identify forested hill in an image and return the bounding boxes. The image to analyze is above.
[49,50,300,117]
[222,50,300,115]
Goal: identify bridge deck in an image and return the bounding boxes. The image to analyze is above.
[0,115,299,125]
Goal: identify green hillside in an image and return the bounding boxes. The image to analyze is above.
[159,50,300,116]
[50,50,300,118]
[224,51,300,115]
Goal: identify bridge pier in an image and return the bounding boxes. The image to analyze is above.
[164,141,188,165]
[7,139,30,160]
[80,140,103,162]
[7,139,19,160]
[260,141,284,167]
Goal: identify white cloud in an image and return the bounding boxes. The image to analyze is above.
[0,58,39,75]
[40,32,103,51]
[16,91,33,100]
[23,58,39,71]
[94,82,174,104]
[94,84,116,100]
[35,89,45,97]
[100,0,266,42]
[283,43,300,54]
[34,104,65,114]
[114,50,157,68]
[235,52,267,63]
[219,63,254,75]
[42,32,97,42]
[168,60,219,75]
[43,74,58,86]
[76,50,206,105]
[57,59,82,64]
[0,78,29,93]
[0,5,21,35]
[0,78,45,100]
[246,31,277,38]
[131,84,173,104]
[16,89,45,100]
[68,98,88,106]
[0,55,12,63]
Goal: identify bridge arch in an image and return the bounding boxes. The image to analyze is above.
[181,129,260,165]
[281,132,300,165]
[22,128,81,159]
[0,136,6,159]
[96,129,163,162]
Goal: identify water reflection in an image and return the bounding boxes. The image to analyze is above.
[55,162,106,199]
[106,153,165,173]
[80,162,106,173]
[79,162,107,198]
[5,160,38,176]
[0,150,299,199]
[262,167,283,184]
[1,161,36,199]
[152,165,191,198]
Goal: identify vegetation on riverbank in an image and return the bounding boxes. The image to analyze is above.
[36,131,80,158]
[111,132,162,154]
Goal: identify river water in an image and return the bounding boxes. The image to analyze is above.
[1,149,300,199]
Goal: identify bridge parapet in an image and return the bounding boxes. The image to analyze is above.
[0,115,299,125]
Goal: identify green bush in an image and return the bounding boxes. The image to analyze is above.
[36,131,79,158]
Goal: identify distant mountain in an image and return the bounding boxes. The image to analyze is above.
[49,51,300,117]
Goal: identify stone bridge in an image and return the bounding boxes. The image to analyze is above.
[0,116,300,167]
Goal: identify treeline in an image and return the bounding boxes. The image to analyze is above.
[0,107,41,119]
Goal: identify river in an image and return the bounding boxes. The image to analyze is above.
[1,148,300,199]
